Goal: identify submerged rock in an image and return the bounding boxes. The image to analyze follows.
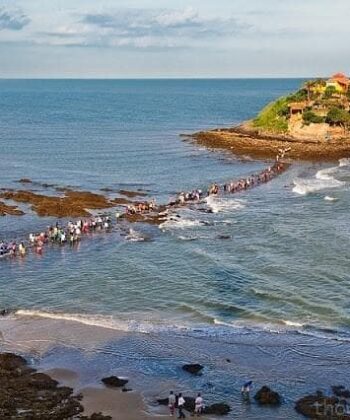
[254,386,281,406]
[102,376,129,388]
[332,385,350,398]
[205,403,231,415]
[182,363,204,375]
[295,391,348,418]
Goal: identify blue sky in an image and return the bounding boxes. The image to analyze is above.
[1,0,349,78]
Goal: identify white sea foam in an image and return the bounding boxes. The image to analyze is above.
[15,309,180,334]
[125,228,145,242]
[282,320,304,328]
[324,196,338,202]
[339,158,350,167]
[293,159,350,195]
[205,196,246,214]
[159,218,204,231]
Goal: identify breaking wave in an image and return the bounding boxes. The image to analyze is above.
[205,195,246,214]
[293,159,347,195]
[11,309,350,343]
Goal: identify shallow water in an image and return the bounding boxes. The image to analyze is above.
[1,79,350,418]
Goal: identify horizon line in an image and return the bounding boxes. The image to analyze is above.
[0,76,317,81]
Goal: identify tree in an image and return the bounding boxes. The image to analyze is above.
[324,86,337,99]
[302,110,324,125]
[326,107,350,133]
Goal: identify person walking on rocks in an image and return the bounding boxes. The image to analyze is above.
[195,393,204,416]
[178,393,186,418]
[168,391,176,416]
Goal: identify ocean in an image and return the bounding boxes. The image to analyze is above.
[1,79,350,418]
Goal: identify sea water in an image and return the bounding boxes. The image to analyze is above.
[1,79,350,418]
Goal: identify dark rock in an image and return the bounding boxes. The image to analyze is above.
[0,351,97,419]
[157,398,169,406]
[0,352,27,371]
[157,396,230,416]
[122,387,133,392]
[83,414,113,420]
[204,403,231,416]
[29,372,59,389]
[102,376,129,388]
[182,363,204,375]
[0,309,10,317]
[332,385,350,398]
[254,386,281,406]
[295,392,347,418]
[18,178,32,183]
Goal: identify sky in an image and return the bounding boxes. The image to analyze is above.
[0,0,349,78]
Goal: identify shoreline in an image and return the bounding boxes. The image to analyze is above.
[2,312,350,419]
[190,122,350,161]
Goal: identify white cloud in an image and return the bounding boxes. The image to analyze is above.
[0,8,30,31]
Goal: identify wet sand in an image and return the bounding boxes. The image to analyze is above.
[47,368,159,420]
[191,123,350,161]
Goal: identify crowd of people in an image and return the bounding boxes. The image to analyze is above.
[1,150,289,262]
[1,216,112,259]
[126,200,156,215]
[0,241,26,258]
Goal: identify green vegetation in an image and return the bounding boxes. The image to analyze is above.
[253,97,289,133]
[303,110,324,125]
[287,89,307,103]
[324,86,337,99]
[326,107,350,131]
[252,76,350,136]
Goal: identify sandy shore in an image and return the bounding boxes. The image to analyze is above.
[47,368,160,420]
[190,124,350,161]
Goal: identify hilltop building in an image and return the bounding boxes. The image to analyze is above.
[326,73,350,93]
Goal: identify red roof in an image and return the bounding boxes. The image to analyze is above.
[330,73,350,85]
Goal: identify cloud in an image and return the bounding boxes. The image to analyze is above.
[0,8,30,31]
[40,7,248,49]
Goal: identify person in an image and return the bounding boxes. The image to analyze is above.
[178,393,186,418]
[168,391,176,416]
[194,393,204,416]
[241,381,252,399]
[18,242,26,256]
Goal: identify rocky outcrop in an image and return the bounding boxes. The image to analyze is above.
[295,389,350,418]
[102,376,129,388]
[0,352,111,419]
[182,363,204,375]
[254,386,281,406]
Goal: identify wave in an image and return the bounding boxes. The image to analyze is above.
[14,309,178,334]
[12,309,350,344]
[159,218,206,231]
[324,196,338,202]
[293,158,350,195]
[205,195,246,214]
[125,228,147,242]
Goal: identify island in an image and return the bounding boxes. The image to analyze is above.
[192,73,350,161]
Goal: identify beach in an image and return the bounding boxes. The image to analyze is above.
[1,79,350,418]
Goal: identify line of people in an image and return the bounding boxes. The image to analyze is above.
[171,156,287,207]
[0,241,26,258]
